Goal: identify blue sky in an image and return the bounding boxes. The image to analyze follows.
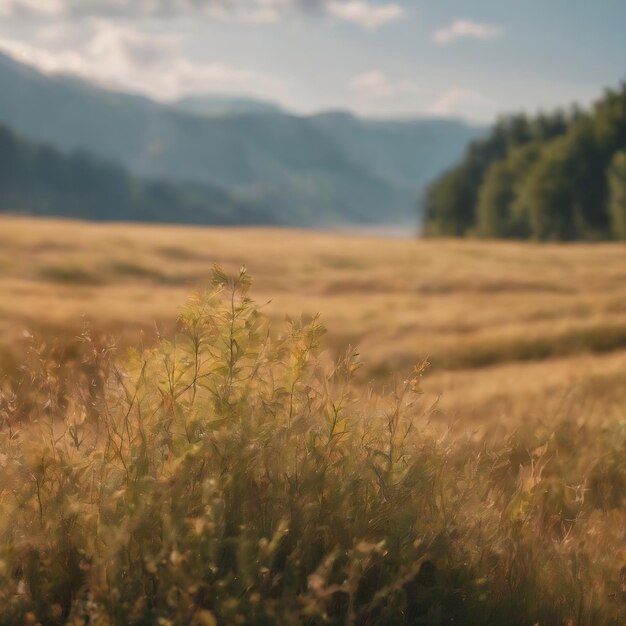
[0,0,624,121]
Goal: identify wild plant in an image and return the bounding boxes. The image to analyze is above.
[0,267,624,625]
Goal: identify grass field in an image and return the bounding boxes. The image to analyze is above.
[2,216,626,625]
[2,214,626,431]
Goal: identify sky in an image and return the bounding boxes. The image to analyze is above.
[0,0,624,122]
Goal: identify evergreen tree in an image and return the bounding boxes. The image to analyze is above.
[476,161,516,238]
[517,138,580,240]
[423,84,626,241]
[608,151,626,239]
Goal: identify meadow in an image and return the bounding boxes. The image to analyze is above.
[1,215,626,624]
[3,215,626,430]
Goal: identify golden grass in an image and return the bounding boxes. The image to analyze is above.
[2,215,626,432]
[2,224,626,624]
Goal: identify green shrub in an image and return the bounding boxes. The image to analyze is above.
[0,268,624,625]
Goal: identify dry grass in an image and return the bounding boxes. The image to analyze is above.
[2,219,626,624]
[1,270,626,625]
[2,215,626,432]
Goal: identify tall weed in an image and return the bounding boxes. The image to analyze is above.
[0,268,624,625]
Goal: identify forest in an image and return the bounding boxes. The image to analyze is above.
[423,84,626,240]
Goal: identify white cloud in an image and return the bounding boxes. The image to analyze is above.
[350,70,417,98]
[203,0,297,24]
[428,87,498,120]
[0,0,296,21]
[325,1,405,30]
[0,21,283,100]
[433,19,502,45]
[0,0,64,16]
[0,0,407,29]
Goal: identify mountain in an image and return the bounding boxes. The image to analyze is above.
[173,95,284,117]
[0,123,273,225]
[423,84,626,241]
[0,52,484,226]
[309,112,484,202]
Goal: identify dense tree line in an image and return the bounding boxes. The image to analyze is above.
[423,84,626,240]
[0,124,274,225]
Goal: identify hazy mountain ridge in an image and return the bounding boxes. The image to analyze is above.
[173,95,284,117]
[0,52,484,226]
[309,111,485,194]
[0,122,274,225]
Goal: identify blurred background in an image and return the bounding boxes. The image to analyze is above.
[0,0,623,234]
[1,0,626,422]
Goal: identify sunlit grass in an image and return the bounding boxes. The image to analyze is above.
[1,269,625,625]
[3,215,626,430]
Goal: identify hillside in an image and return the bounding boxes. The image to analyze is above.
[310,111,483,198]
[0,52,484,226]
[423,84,626,240]
[0,124,273,225]
[173,94,284,117]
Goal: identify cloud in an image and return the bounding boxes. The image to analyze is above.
[196,0,299,24]
[0,0,64,16]
[0,0,298,21]
[325,1,404,30]
[433,19,502,45]
[350,70,417,98]
[1,0,405,29]
[0,21,283,100]
[428,87,498,120]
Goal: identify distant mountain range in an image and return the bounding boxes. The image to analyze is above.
[173,95,285,118]
[0,123,273,226]
[0,52,485,227]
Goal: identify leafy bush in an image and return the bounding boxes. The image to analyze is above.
[0,269,625,625]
